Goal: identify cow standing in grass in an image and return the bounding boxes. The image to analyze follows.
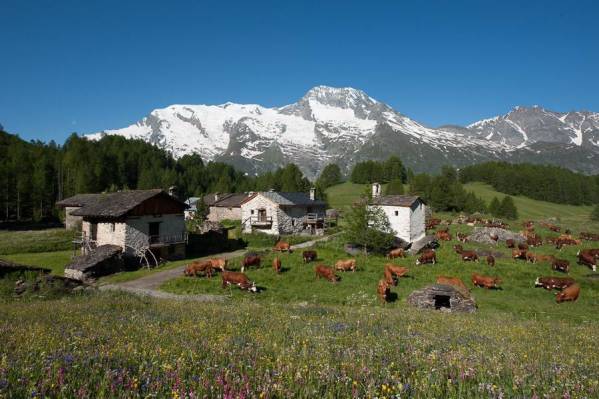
[377,279,391,303]
[272,257,281,274]
[315,265,338,283]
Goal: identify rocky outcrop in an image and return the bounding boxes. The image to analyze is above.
[467,227,525,246]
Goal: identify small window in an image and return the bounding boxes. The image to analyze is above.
[110,223,115,232]
[394,211,399,216]
[292,219,295,226]
[251,210,255,215]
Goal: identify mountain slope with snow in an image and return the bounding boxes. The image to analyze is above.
[87,86,599,177]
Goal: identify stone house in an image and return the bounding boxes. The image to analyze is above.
[56,194,104,230]
[240,189,327,235]
[62,189,188,260]
[184,193,247,221]
[368,183,426,243]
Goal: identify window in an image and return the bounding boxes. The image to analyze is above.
[292,219,295,227]
[394,211,399,216]
[109,223,115,232]
[251,210,255,215]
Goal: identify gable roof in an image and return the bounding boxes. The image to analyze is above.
[70,189,187,218]
[56,194,104,208]
[212,193,249,208]
[244,191,326,207]
[370,195,423,207]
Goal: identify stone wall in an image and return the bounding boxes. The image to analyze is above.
[125,214,186,254]
[64,206,83,230]
[407,284,477,313]
[241,196,280,235]
[208,206,241,222]
[409,201,426,242]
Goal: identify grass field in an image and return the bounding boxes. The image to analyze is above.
[2,250,73,276]
[1,291,598,398]
[0,228,73,255]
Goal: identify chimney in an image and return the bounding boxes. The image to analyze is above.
[247,191,254,197]
[168,186,178,199]
[309,187,315,201]
[372,182,381,198]
[214,193,219,202]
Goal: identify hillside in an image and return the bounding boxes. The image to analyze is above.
[326,181,597,229]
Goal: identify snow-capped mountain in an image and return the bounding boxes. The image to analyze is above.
[87,86,599,177]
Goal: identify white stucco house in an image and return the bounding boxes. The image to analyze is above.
[63,189,188,260]
[368,183,426,243]
[240,189,327,235]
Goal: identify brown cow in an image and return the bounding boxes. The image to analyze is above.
[241,255,261,272]
[536,254,556,264]
[386,248,406,259]
[457,232,469,243]
[580,232,599,241]
[577,252,597,272]
[335,259,356,272]
[384,264,408,286]
[526,252,537,263]
[555,238,581,250]
[459,250,478,262]
[302,250,317,263]
[552,259,570,273]
[506,239,515,248]
[208,258,227,272]
[416,250,436,265]
[383,267,395,286]
[315,264,338,283]
[453,244,464,254]
[486,255,495,267]
[273,241,292,252]
[272,257,281,274]
[377,279,390,303]
[527,236,543,247]
[556,283,580,303]
[435,230,452,241]
[534,276,576,290]
[512,249,527,260]
[184,260,214,278]
[471,273,502,289]
[578,248,599,258]
[436,275,469,294]
[221,271,258,292]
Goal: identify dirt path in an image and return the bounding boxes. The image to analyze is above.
[99,233,338,301]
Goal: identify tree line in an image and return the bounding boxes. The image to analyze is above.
[0,130,317,222]
[459,161,599,206]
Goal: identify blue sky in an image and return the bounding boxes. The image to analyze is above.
[1,0,598,143]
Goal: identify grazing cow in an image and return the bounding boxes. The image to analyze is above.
[273,241,292,252]
[518,243,529,251]
[552,259,570,273]
[577,252,597,272]
[486,255,495,267]
[384,264,409,285]
[416,250,437,265]
[556,283,580,303]
[471,273,502,289]
[241,255,261,272]
[453,244,464,254]
[549,225,561,233]
[315,264,338,283]
[436,275,469,294]
[184,260,214,278]
[578,248,599,259]
[208,258,227,272]
[580,232,599,241]
[457,232,469,243]
[512,249,527,260]
[536,254,556,264]
[302,250,317,263]
[221,271,258,292]
[335,259,356,272]
[489,234,499,242]
[527,236,543,247]
[506,239,515,248]
[555,238,581,250]
[272,257,281,274]
[435,230,452,241]
[386,248,406,259]
[377,279,390,303]
[526,252,537,264]
[457,248,478,262]
[534,276,576,290]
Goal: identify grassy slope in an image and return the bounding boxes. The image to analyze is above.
[0,228,73,255]
[2,250,72,276]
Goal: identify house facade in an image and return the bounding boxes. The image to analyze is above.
[63,189,188,260]
[240,190,327,235]
[184,193,246,221]
[368,183,426,243]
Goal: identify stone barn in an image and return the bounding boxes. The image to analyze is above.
[56,194,104,230]
[240,189,327,235]
[66,189,188,261]
[368,183,426,243]
[407,284,477,313]
[185,193,247,222]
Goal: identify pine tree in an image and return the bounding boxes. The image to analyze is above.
[499,196,518,220]
[488,197,501,217]
[316,164,343,189]
[343,198,396,254]
[385,179,404,195]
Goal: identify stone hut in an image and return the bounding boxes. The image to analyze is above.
[185,193,247,221]
[56,194,104,230]
[64,189,188,261]
[240,190,327,235]
[407,284,477,313]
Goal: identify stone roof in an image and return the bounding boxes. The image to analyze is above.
[70,189,186,218]
[212,193,249,208]
[65,244,122,272]
[56,193,104,208]
[370,195,422,207]
[248,191,326,207]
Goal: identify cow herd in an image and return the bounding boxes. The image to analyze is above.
[182,219,596,306]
